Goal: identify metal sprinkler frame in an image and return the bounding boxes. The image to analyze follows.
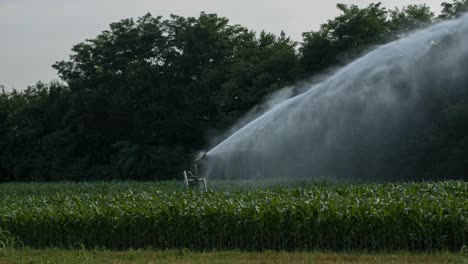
[183,152,207,191]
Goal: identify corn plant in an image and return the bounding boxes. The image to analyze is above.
[0,181,465,251]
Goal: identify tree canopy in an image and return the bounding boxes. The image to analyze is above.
[0,1,467,181]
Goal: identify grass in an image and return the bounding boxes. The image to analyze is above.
[0,248,466,264]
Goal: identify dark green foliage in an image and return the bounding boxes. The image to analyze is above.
[0,181,465,251]
[440,0,468,19]
[1,13,298,181]
[389,5,434,33]
[0,83,71,181]
[300,3,434,76]
[0,1,467,181]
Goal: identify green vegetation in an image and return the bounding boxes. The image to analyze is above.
[1,1,468,182]
[1,1,467,259]
[0,181,465,251]
[0,249,465,264]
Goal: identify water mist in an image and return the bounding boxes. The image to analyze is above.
[204,14,468,182]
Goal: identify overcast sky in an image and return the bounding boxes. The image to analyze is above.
[1,0,443,90]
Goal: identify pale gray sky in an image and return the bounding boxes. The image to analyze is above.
[0,0,443,90]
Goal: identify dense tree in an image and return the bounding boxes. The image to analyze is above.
[439,0,468,19]
[0,82,71,181]
[0,13,298,181]
[300,3,434,76]
[0,1,467,181]
[389,4,434,33]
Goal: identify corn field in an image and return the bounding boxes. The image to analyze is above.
[0,181,466,251]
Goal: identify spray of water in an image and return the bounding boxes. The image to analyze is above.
[204,15,468,182]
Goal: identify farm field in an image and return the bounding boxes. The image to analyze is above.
[0,249,466,264]
[0,181,466,253]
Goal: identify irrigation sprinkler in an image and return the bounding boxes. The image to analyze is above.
[183,152,207,191]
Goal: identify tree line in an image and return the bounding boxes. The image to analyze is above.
[1,1,467,181]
